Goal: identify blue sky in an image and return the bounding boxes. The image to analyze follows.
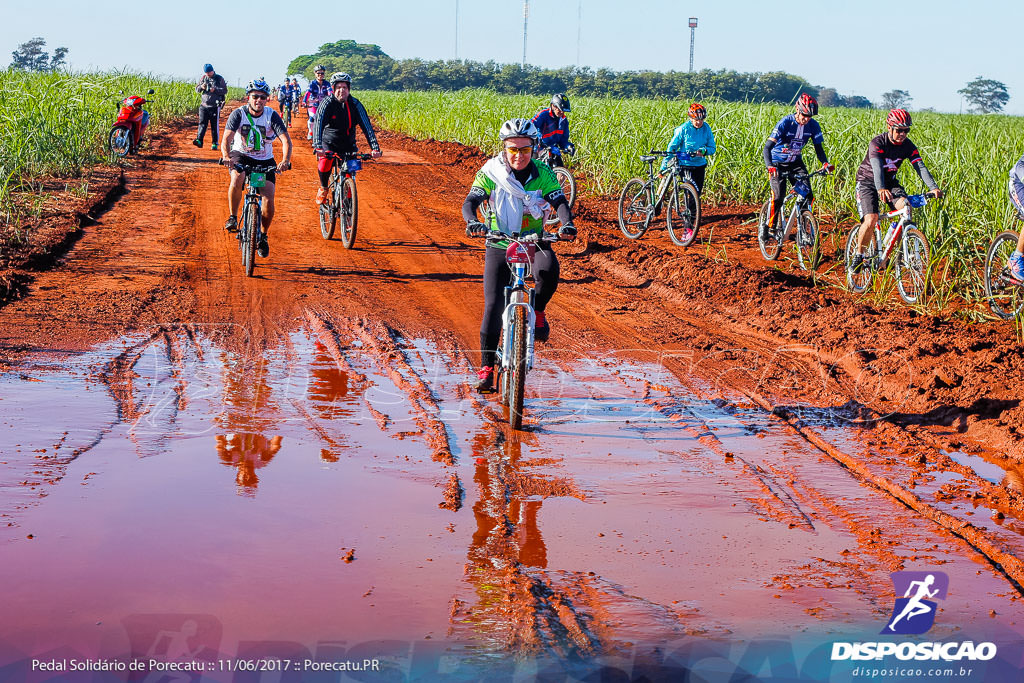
[3,0,1021,114]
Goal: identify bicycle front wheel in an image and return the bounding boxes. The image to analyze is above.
[666,181,701,247]
[984,231,1024,319]
[319,180,337,240]
[757,200,783,260]
[507,300,529,431]
[242,201,259,278]
[340,177,358,249]
[894,226,931,304]
[795,210,821,271]
[845,225,875,293]
[618,178,652,239]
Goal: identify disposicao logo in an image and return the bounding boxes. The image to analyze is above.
[831,570,998,663]
[883,571,948,635]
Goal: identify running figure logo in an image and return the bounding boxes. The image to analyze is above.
[883,571,949,635]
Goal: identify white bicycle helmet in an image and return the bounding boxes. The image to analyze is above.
[499,118,540,142]
[330,72,352,85]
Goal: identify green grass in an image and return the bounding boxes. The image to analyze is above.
[0,69,242,226]
[360,88,1024,310]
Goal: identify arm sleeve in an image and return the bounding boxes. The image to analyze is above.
[703,127,716,156]
[763,139,776,167]
[548,194,572,225]
[312,100,328,149]
[913,159,939,191]
[462,187,488,223]
[870,156,886,190]
[351,98,380,152]
[812,139,827,165]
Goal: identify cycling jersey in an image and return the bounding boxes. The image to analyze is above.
[1009,154,1024,218]
[305,80,331,108]
[312,94,380,154]
[764,114,827,166]
[531,107,569,149]
[225,106,287,162]
[662,120,716,169]
[464,159,567,248]
[854,133,937,191]
[1011,153,1024,185]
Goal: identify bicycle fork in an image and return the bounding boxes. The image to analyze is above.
[499,287,536,373]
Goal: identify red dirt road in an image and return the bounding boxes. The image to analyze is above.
[1,110,1023,675]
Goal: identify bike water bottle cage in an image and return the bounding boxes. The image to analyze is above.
[908,194,927,208]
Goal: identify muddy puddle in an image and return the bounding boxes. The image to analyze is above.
[1,322,1021,679]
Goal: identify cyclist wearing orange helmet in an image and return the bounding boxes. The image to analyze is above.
[659,102,716,194]
[761,93,833,240]
[850,108,942,271]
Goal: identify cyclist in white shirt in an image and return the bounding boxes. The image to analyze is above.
[220,79,293,257]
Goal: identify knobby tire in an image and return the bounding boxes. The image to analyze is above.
[618,178,651,239]
[894,226,930,304]
[508,303,528,430]
[666,181,701,247]
[340,177,358,249]
[795,210,821,271]
[984,231,1024,319]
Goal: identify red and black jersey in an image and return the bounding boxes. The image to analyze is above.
[855,133,936,191]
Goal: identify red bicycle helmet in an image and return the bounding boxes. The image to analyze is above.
[688,102,707,120]
[795,93,819,117]
[887,108,912,128]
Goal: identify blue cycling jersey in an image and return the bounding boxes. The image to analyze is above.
[767,114,824,165]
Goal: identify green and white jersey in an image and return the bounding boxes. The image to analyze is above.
[471,159,563,248]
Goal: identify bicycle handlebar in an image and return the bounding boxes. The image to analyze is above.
[319,151,373,161]
[219,159,287,174]
[479,232,560,244]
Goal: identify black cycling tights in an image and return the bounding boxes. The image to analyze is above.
[479,245,559,368]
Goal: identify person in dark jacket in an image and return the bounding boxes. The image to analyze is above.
[194,63,228,150]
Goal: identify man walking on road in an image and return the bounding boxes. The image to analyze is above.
[195,63,227,150]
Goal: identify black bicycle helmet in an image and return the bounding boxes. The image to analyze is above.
[551,93,571,113]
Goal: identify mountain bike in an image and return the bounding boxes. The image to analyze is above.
[618,151,701,247]
[319,152,371,248]
[757,167,829,270]
[222,160,274,277]
[472,231,561,430]
[983,214,1024,319]
[845,192,938,304]
[537,145,576,224]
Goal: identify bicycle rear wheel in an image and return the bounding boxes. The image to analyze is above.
[545,167,577,226]
[795,210,821,271]
[894,226,930,304]
[507,301,528,430]
[845,225,875,293]
[757,200,783,260]
[984,231,1024,319]
[618,178,652,239]
[319,177,337,239]
[242,200,259,277]
[666,181,701,247]
[340,177,358,249]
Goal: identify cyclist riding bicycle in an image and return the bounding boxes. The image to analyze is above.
[220,78,293,257]
[1006,153,1024,280]
[461,118,577,393]
[761,94,834,240]
[531,93,574,167]
[305,65,331,141]
[660,102,716,194]
[850,108,943,272]
[276,81,289,113]
[312,71,382,205]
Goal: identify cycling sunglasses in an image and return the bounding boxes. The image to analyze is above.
[504,145,533,155]
[892,126,911,133]
[249,93,268,101]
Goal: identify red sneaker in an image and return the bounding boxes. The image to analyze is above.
[475,366,494,393]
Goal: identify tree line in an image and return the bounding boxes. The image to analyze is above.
[287,40,869,107]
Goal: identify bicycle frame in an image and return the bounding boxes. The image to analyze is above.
[874,195,928,267]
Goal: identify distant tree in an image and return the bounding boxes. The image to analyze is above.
[10,37,68,71]
[817,87,840,108]
[881,89,912,109]
[958,76,1009,114]
[844,95,873,109]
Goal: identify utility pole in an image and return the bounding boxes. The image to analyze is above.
[688,17,698,72]
[522,0,529,68]
[576,0,582,66]
[455,0,459,59]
